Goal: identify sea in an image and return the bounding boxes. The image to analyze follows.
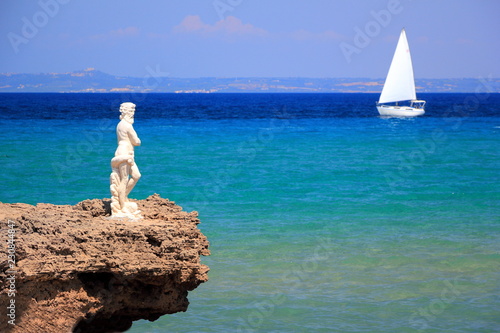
[1,92,499,332]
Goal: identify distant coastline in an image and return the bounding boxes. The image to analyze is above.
[1,68,498,93]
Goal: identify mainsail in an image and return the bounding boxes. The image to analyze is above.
[378,29,416,104]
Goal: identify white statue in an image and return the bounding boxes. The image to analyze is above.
[109,102,142,219]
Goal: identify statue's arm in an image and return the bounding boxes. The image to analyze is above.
[128,126,141,146]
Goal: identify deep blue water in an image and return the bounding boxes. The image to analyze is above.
[1,93,499,332]
[1,92,499,120]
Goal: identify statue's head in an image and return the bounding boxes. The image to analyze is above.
[119,102,136,121]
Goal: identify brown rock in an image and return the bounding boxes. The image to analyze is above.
[0,194,210,333]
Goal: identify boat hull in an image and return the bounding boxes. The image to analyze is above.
[376,105,425,117]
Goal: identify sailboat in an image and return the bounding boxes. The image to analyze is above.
[377,29,425,117]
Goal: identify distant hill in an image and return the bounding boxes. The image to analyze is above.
[0,68,498,93]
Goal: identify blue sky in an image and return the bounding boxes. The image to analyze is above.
[1,0,499,78]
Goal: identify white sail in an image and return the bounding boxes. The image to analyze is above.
[378,29,416,104]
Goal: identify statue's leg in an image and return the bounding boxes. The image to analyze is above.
[126,164,141,196]
[118,163,130,209]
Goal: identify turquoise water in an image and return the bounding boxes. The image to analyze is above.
[1,94,499,332]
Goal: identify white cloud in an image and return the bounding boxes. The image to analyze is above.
[89,26,140,42]
[172,15,347,44]
[173,15,268,37]
[290,29,344,41]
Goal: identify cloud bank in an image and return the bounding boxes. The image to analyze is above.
[173,15,268,37]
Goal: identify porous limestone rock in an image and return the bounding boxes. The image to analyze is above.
[0,194,210,333]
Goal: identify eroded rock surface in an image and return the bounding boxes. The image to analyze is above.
[0,194,210,333]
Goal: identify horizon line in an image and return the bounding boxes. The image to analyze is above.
[1,70,497,80]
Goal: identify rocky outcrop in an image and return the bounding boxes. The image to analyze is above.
[0,194,210,333]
